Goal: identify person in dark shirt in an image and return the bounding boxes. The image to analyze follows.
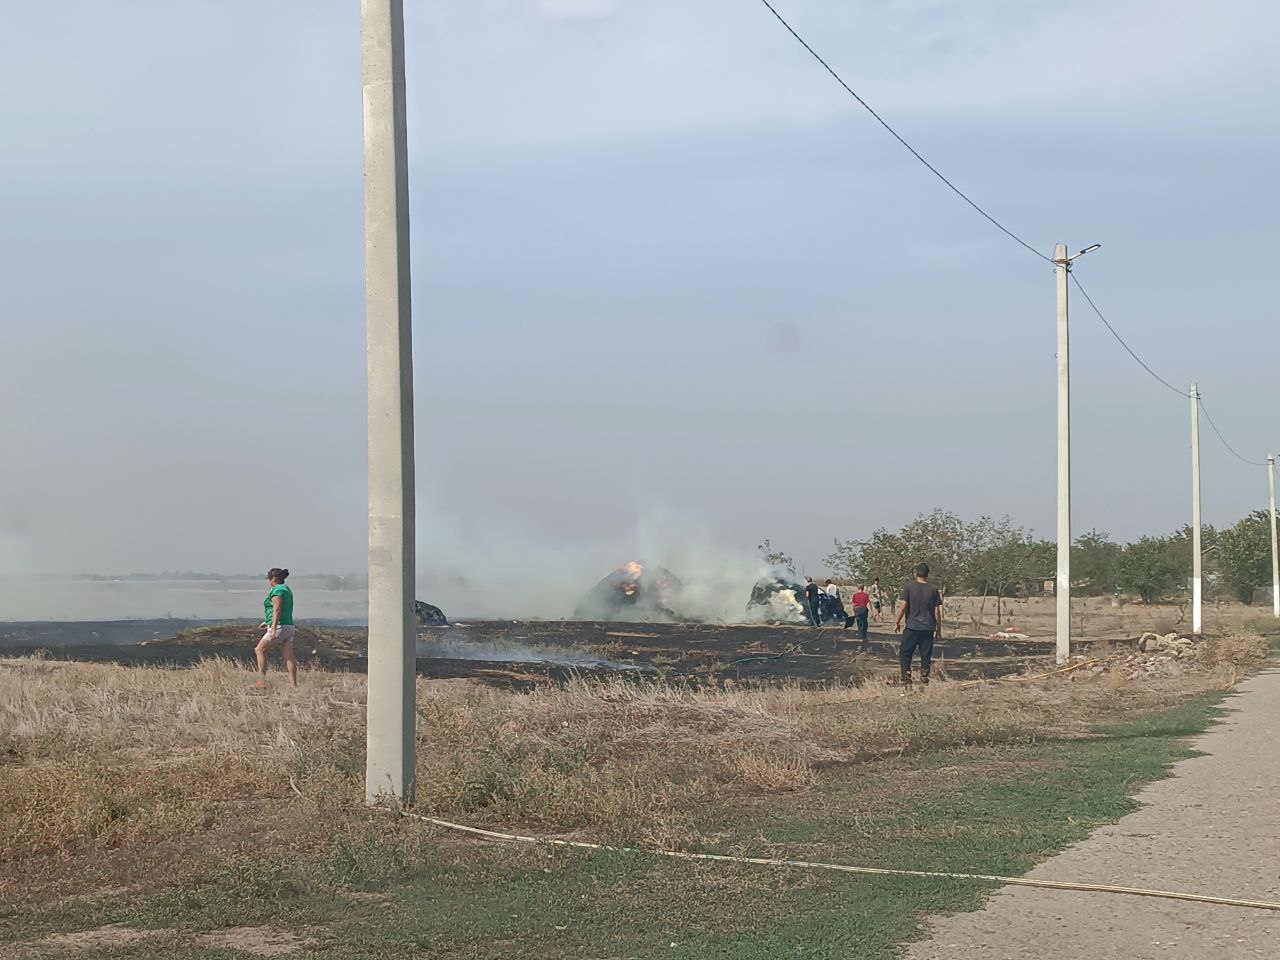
[894,563,942,686]
[803,577,821,626]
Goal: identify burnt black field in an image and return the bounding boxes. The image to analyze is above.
[0,618,1128,689]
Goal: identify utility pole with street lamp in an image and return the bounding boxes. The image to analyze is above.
[363,0,417,804]
[1269,455,1279,620]
[1190,382,1202,635]
[1053,242,1100,664]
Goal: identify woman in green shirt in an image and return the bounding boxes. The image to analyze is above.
[254,567,297,688]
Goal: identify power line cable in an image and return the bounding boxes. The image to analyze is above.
[1070,272,1267,464]
[1069,271,1264,464]
[1068,272,1191,399]
[755,0,1051,264]
[757,1,1271,470]
[1199,398,1268,467]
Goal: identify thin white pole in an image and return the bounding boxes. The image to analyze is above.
[1190,382,1202,635]
[1055,243,1071,664]
[363,0,417,804]
[1269,455,1279,619]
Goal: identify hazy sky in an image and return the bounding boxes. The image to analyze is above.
[3,0,1279,583]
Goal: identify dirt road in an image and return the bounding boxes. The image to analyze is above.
[905,669,1280,959]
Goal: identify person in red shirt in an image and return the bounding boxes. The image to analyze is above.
[850,586,871,639]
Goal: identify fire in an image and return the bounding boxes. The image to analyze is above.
[618,561,644,596]
[574,561,684,621]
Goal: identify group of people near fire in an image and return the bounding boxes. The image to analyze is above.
[803,565,942,686]
[250,564,943,690]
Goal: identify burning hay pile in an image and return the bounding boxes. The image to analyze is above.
[573,562,685,622]
[747,575,847,626]
[747,576,808,624]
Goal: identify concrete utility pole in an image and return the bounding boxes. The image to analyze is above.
[1054,243,1071,664]
[1269,455,1279,619]
[363,0,417,804]
[1190,382,1202,635]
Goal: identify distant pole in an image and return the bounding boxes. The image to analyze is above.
[1269,455,1279,619]
[1054,243,1071,664]
[1190,382,1202,635]
[363,0,417,804]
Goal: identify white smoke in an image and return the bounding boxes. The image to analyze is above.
[416,500,786,623]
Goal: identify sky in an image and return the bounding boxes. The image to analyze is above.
[2,0,1279,593]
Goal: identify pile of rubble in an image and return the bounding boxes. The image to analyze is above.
[1137,631,1200,657]
[1073,632,1204,681]
[1120,632,1202,678]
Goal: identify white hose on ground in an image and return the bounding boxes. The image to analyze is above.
[387,809,1280,914]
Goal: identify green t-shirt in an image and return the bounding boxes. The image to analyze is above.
[265,584,294,626]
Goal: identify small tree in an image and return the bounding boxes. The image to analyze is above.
[824,509,972,594]
[895,509,972,594]
[757,539,796,575]
[969,517,1039,623]
[1072,529,1121,595]
[1117,535,1183,603]
[824,536,863,581]
[1218,511,1273,603]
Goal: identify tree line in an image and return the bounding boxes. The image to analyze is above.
[801,509,1278,620]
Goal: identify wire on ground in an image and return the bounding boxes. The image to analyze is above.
[725,628,828,666]
[388,807,1280,914]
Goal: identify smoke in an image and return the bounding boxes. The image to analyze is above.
[0,501,789,624]
[417,501,778,622]
[629,507,782,623]
[416,500,613,619]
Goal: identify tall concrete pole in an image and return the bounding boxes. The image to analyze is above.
[363,0,417,804]
[1269,455,1279,619]
[1054,243,1071,664]
[1190,382,1202,635]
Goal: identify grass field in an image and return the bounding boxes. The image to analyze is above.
[2,625,1273,959]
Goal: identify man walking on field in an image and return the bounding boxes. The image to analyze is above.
[895,563,942,686]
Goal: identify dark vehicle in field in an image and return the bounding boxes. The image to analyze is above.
[414,601,448,626]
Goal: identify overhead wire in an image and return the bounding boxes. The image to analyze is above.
[758,0,1270,467]
[1200,399,1268,467]
[1070,271,1265,465]
[755,0,1051,263]
[1068,272,1190,399]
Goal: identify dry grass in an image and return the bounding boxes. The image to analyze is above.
[0,634,1267,878]
[0,657,367,864]
[1198,631,1270,674]
[948,593,1270,639]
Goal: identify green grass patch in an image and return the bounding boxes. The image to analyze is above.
[8,691,1227,960]
[1242,615,1280,653]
